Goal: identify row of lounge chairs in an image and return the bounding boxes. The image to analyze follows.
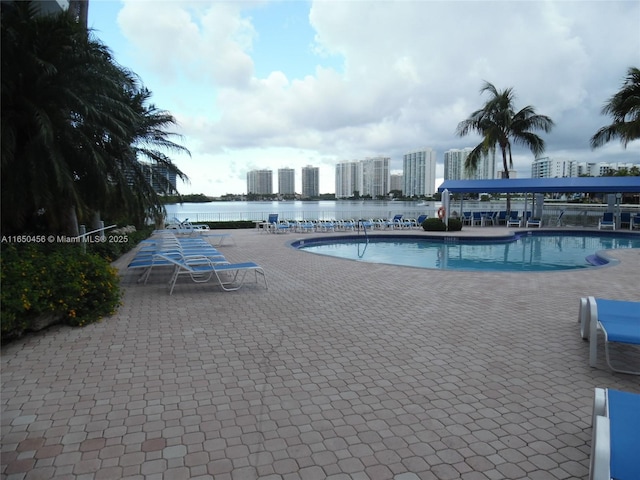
[460,210,542,228]
[127,232,266,295]
[579,296,639,479]
[264,213,429,233]
[162,219,235,245]
[598,211,640,230]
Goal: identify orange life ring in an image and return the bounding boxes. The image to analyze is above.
[437,206,446,220]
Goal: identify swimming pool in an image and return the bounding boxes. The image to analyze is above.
[292,231,640,272]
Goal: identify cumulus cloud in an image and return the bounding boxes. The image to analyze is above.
[113,0,639,195]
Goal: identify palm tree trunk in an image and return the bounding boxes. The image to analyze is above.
[66,205,80,237]
[500,148,512,213]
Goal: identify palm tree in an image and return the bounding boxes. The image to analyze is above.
[1,2,188,235]
[456,82,554,210]
[97,85,190,227]
[590,67,640,149]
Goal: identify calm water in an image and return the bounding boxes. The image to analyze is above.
[294,233,640,271]
[166,200,537,223]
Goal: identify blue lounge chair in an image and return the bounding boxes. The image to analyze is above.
[267,213,291,233]
[415,214,428,228]
[483,211,497,226]
[586,296,640,375]
[471,211,484,226]
[526,217,542,228]
[506,211,521,227]
[129,241,227,284]
[387,214,404,229]
[598,212,615,230]
[619,212,631,229]
[496,211,508,225]
[590,388,640,480]
[295,220,316,233]
[154,254,268,295]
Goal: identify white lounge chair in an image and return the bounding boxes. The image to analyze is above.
[589,388,640,480]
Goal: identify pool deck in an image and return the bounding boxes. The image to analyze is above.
[2,227,640,480]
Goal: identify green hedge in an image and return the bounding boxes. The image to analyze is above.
[422,217,463,232]
[1,243,121,341]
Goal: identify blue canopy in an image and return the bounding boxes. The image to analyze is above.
[438,177,640,194]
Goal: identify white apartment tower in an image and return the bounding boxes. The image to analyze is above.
[335,162,362,198]
[403,148,436,196]
[301,165,320,198]
[444,148,495,180]
[361,156,390,198]
[390,174,403,193]
[531,157,569,178]
[444,148,471,180]
[247,169,273,195]
[278,168,295,195]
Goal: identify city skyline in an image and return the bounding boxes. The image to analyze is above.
[87,1,639,197]
[245,154,635,199]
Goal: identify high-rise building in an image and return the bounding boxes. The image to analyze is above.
[247,169,273,195]
[531,157,570,178]
[301,165,320,198]
[532,157,638,178]
[390,174,403,193]
[362,157,390,198]
[403,149,436,197]
[139,163,177,194]
[444,148,495,180]
[278,168,295,195]
[335,162,362,199]
[443,148,471,180]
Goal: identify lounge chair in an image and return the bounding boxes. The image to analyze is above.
[338,219,356,231]
[317,220,336,232]
[586,296,640,375]
[526,217,542,228]
[471,211,483,226]
[495,211,508,225]
[631,214,640,230]
[267,213,291,233]
[388,214,404,229]
[598,212,615,230]
[506,211,521,227]
[620,212,631,229]
[589,388,640,480]
[129,238,227,284]
[295,220,316,233]
[415,214,428,228]
[483,211,497,226]
[461,212,472,225]
[154,254,268,295]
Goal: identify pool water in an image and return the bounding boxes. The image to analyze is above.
[294,232,640,272]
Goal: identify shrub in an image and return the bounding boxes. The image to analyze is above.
[421,217,463,232]
[447,218,463,231]
[1,243,121,341]
[86,225,154,261]
[422,218,447,231]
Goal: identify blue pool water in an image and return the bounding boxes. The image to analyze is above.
[293,231,640,272]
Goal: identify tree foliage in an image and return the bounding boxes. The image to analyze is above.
[1,2,189,235]
[456,82,554,179]
[591,66,640,149]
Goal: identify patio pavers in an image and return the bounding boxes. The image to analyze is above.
[2,228,639,480]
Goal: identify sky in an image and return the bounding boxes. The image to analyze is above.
[87,0,640,197]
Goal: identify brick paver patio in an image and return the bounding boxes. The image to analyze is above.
[2,227,639,479]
